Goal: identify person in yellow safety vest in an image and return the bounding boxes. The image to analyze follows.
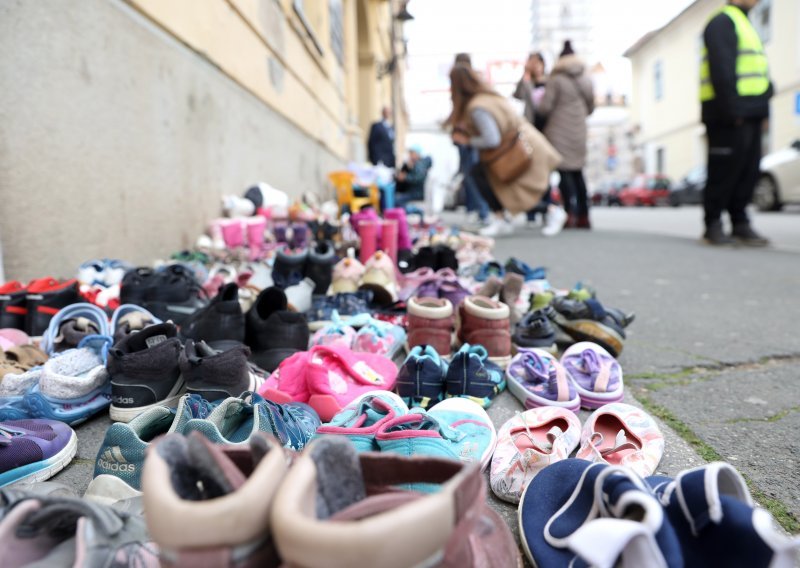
[699,0,772,247]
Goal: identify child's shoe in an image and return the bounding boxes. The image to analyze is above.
[352,317,406,359]
[560,341,624,409]
[395,345,448,410]
[444,344,505,408]
[358,251,397,307]
[330,257,364,294]
[406,296,453,357]
[457,296,511,368]
[310,310,357,349]
[314,390,408,451]
[506,348,580,412]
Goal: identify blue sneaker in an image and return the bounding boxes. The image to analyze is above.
[183,392,320,451]
[519,459,682,568]
[646,463,800,567]
[474,261,505,283]
[395,345,448,410]
[21,335,113,426]
[352,316,407,359]
[376,397,497,470]
[314,391,409,451]
[504,258,546,282]
[40,303,110,355]
[0,419,77,486]
[0,367,43,422]
[83,393,215,505]
[445,344,505,408]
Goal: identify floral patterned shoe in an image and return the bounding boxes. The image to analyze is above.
[576,402,664,477]
[489,407,581,504]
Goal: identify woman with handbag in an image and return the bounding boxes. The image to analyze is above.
[538,40,595,229]
[448,64,562,238]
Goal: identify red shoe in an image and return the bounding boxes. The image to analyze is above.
[25,278,83,336]
[407,296,454,357]
[457,296,511,368]
[575,215,592,229]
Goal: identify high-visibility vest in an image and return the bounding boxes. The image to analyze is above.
[700,5,769,101]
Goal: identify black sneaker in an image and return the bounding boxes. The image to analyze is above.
[107,322,184,423]
[306,241,337,295]
[731,222,769,247]
[178,282,244,350]
[551,297,627,357]
[145,265,207,325]
[434,245,458,271]
[513,308,557,353]
[414,246,437,270]
[0,281,28,330]
[245,287,309,372]
[119,267,155,305]
[179,340,266,401]
[272,247,308,290]
[702,220,735,246]
[25,278,85,336]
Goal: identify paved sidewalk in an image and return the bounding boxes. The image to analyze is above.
[53,209,800,546]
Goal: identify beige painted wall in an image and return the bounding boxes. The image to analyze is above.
[628,0,800,180]
[0,0,405,281]
[0,0,343,280]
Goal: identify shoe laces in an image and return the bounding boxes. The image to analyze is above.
[589,429,639,458]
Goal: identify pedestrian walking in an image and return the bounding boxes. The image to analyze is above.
[700,0,772,246]
[538,40,595,229]
[367,106,396,168]
[451,53,489,225]
[447,64,561,238]
[514,52,567,236]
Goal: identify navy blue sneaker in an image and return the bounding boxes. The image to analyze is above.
[646,463,800,567]
[513,308,558,353]
[519,459,682,568]
[306,291,372,331]
[551,297,628,357]
[504,258,546,281]
[396,345,448,410]
[474,261,505,283]
[444,344,505,408]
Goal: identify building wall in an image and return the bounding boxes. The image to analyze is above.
[628,0,800,182]
[0,0,404,281]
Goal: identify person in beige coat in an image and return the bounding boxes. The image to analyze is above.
[448,65,561,238]
[539,40,595,228]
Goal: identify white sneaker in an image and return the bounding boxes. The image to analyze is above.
[542,205,567,237]
[509,212,527,227]
[479,218,514,238]
[284,277,315,312]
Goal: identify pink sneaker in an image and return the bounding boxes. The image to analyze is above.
[305,345,398,421]
[358,251,398,306]
[576,402,665,478]
[398,267,436,301]
[331,258,365,294]
[258,350,312,404]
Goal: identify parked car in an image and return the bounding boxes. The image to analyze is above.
[670,166,706,206]
[753,139,800,211]
[591,180,625,206]
[618,175,671,206]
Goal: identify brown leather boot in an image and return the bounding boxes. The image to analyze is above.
[575,214,592,229]
[565,212,577,229]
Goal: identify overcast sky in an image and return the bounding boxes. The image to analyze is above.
[403,0,696,126]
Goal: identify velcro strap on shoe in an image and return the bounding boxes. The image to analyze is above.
[584,298,607,320]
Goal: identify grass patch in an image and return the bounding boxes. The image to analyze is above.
[633,388,800,533]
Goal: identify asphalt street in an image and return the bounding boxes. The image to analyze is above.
[53,205,800,548]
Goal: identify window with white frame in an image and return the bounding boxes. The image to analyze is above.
[654,60,663,101]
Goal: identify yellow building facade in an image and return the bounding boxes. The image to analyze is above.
[625,0,799,182]
[0,0,408,280]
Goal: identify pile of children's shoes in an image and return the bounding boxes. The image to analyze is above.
[0,183,797,568]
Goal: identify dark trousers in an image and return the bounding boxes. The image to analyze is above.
[703,120,762,226]
[471,163,504,213]
[559,170,589,217]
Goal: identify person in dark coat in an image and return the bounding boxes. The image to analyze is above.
[367,106,396,168]
[395,145,432,207]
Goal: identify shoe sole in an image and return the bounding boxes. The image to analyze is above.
[0,429,77,486]
[554,319,624,357]
[84,474,142,505]
[109,390,185,423]
[511,342,558,356]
